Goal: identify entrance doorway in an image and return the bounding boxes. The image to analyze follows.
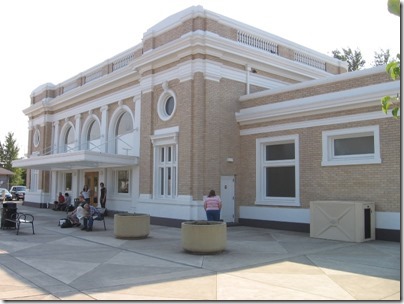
[220,176,235,223]
[84,172,99,207]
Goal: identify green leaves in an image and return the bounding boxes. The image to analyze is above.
[381,96,392,114]
[388,0,400,16]
[386,58,400,80]
[381,95,400,119]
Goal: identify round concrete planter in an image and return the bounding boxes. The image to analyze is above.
[181,221,227,254]
[114,213,150,239]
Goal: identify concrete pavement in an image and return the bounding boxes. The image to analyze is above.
[0,203,400,300]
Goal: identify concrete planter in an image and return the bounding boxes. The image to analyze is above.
[181,221,227,254]
[114,213,150,239]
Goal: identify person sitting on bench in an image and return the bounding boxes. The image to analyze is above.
[53,192,66,211]
[81,203,101,232]
[67,195,88,227]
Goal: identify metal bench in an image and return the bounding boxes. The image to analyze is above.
[5,212,35,235]
[95,208,106,230]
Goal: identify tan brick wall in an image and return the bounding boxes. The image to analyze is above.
[139,91,154,195]
[139,73,244,200]
[238,114,401,213]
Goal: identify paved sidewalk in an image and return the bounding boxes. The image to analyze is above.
[0,203,400,300]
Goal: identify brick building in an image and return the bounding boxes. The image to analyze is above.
[14,6,400,241]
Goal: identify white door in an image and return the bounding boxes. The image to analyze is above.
[220,176,235,223]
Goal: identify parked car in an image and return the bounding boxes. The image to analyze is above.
[9,186,26,201]
[0,188,13,201]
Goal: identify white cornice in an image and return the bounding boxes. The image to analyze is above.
[240,65,388,101]
[240,111,394,136]
[28,85,141,128]
[24,66,140,117]
[236,81,400,125]
[135,30,332,83]
[143,5,345,70]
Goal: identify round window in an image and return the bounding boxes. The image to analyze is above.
[158,93,176,121]
[33,129,40,147]
[165,96,175,116]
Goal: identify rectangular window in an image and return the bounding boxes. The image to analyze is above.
[156,145,177,198]
[117,170,129,193]
[150,129,179,199]
[334,136,374,156]
[322,126,381,166]
[256,135,300,206]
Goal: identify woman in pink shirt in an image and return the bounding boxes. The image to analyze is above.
[203,189,222,221]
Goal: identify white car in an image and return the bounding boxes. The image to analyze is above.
[9,186,26,200]
[0,188,13,201]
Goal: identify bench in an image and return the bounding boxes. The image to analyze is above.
[5,212,35,235]
[95,208,107,230]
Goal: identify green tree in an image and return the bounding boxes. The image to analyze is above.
[381,0,400,119]
[332,47,366,71]
[0,132,19,170]
[11,167,26,186]
[0,132,26,185]
[373,49,392,66]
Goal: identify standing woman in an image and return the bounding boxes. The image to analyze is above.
[203,190,222,221]
[81,185,90,204]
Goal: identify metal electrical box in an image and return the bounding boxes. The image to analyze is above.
[310,201,375,242]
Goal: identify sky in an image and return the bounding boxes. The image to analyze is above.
[0,0,400,157]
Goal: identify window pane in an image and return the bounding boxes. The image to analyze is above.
[65,127,75,152]
[160,168,164,195]
[266,166,295,197]
[118,171,129,193]
[172,167,176,196]
[116,112,133,136]
[88,121,100,140]
[168,146,172,162]
[266,143,294,161]
[65,173,72,191]
[334,136,374,156]
[165,97,175,115]
[167,167,171,195]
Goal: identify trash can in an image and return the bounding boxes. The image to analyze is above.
[1,202,17,229]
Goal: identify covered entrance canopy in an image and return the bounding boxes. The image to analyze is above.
[13,150,139,171]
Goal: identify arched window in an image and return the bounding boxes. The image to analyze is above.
[65,126,75,152]
[115,112,134,155]
[87,120,101,152]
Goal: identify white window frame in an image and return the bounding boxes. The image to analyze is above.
[322,125,381,166]
[157,82,177,122]
[150,127,179,200]
[114,169,130,195]
[256,134,300,206]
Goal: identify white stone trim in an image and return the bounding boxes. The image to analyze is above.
[240,65,388,102]
[240,111,393,136]
[239,206,400,230]
[236,81,400,126]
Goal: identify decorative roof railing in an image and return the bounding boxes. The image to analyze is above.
[294,52,326,70]
[237,31,278,54]
[112,52,136,71]
[237,30,326,71]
